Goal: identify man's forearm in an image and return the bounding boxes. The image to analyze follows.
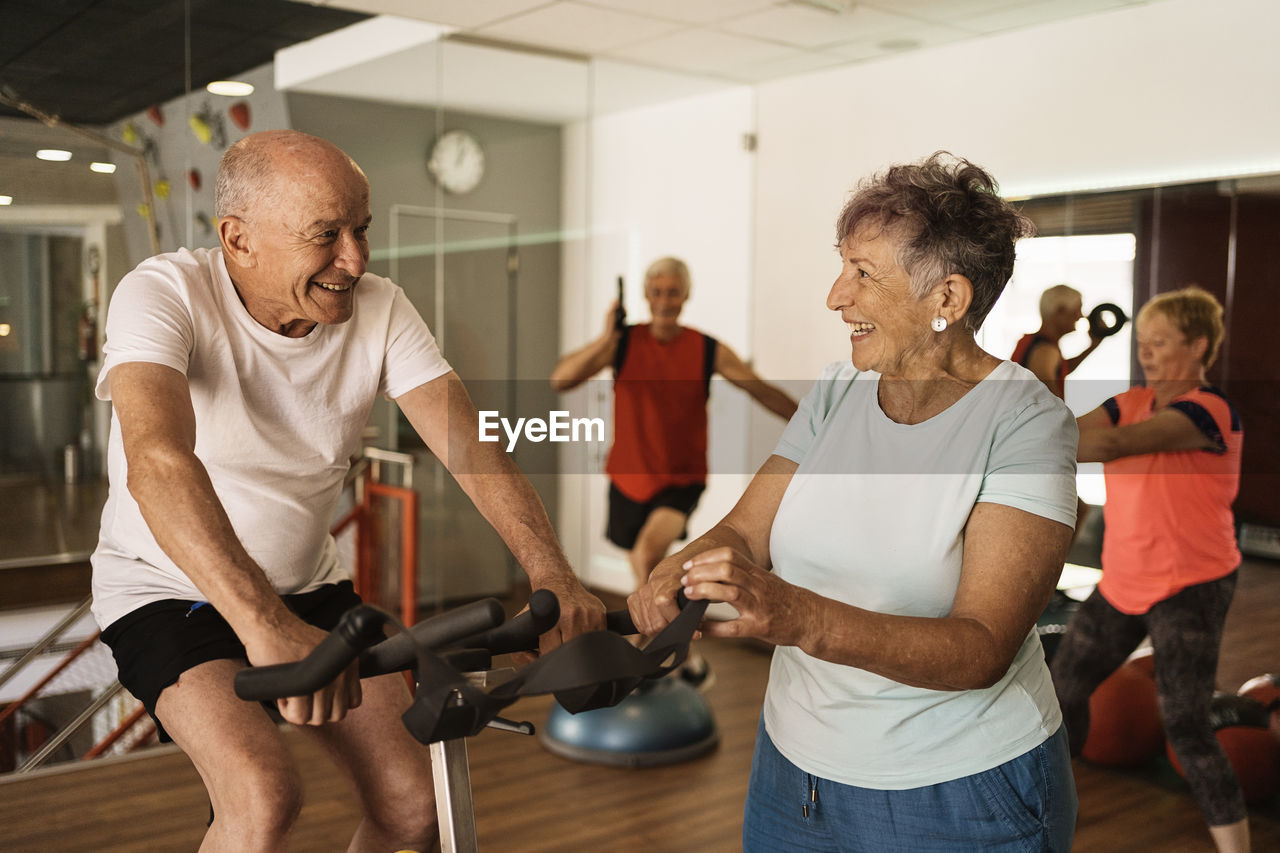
[1065,340,1101,374]
[451,450,575,584]
[128,446,292,642]
[752,382,799,420]
[550,332,616,392]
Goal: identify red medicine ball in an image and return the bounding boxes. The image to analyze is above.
[1082,652,1165,767]
[1166,692,1280,805]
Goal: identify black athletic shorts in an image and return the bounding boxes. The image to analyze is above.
[606,482,705,551]
[99,580,363,742]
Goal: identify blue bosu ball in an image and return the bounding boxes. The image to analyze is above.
[538,677,719,767]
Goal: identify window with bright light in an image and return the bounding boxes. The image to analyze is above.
[981,233,1136,505]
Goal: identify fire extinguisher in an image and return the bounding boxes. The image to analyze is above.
[77,304,97,362]
[80,246,101,362]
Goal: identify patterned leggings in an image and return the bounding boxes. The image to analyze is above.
[1049,570,1245,827]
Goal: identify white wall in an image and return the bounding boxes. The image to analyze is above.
[752,0,1280,380]
[108,61,290,264]
[558,0,1280,591]
[559,84,772,593]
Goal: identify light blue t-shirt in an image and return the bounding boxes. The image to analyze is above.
[764,359,1077,789]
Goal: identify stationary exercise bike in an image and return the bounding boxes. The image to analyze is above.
[234,591,709,852]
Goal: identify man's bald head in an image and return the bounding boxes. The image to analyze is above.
[214,130,368,221]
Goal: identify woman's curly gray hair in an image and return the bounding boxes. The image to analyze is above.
[835,152,1034,332]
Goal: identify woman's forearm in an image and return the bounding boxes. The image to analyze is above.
[802,597,1023,692]
[1076,427,1116,462]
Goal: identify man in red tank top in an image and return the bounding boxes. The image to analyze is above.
[1012,284,1114,543]
[1011,284,1105,399]
[551,257,797,602]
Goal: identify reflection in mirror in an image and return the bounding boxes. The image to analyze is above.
[1003,179,1280,537]
[0,7,191,776]
[0,65,169,783]
[0,1,371,777]
[277,27,594,611]
[0,103,156,485]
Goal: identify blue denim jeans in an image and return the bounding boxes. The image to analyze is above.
[742,719,1076,852]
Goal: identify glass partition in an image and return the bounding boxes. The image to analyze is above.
[7,6,1276,776]
[994,180,1280,531]
[276,29,594,609]
[0,7,190,775]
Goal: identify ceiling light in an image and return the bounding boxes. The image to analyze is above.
[90,162,117,174]
[0,324,10,336]
[206,80,254,97]
[0,195,11,205]
[36,149,73,161]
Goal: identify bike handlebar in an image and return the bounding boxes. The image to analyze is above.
[234,590,564,702]
[234,605,394,702]
[234,588,707,746]
[440,588,560,657]
[233,588,689,704]
[359,597,505,678]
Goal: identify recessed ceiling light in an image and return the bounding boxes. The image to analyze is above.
[206,80,254,97]
[90,162,117,174]
[36,149,73,161]
[0,195,12,205]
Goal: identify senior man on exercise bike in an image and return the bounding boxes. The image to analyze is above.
[90,129,605,852]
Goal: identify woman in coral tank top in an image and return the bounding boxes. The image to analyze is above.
[1051,286,1248,852]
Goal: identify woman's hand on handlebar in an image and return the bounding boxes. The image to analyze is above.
[681,545,815,647]
[244,616,362,725]
[627,556,688,638]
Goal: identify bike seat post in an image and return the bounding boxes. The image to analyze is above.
[431,734,477,853]
[430,670,493,853]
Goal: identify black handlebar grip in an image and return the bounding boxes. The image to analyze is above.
[449,588,560,655]
[1088,302,1129,338]
[605,607,637,636]
[234,625,365,701]
[361,597,506,676]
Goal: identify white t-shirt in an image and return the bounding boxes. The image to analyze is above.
[90,248,451,629]
[764,359,1077,789]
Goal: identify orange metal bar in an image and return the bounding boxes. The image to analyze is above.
[368,482,419,626]
[401,489,418,626]
[360,497,378,605]
[333,467,419,622]
[126,718,156,752]
[0,631,100,731]
[330,504,363,537]
[82,703,148,760]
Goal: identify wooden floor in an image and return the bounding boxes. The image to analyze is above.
[2,560,1279,852]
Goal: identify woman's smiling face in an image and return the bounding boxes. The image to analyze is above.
[827,226,937,377]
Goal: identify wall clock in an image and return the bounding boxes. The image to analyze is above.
[427,129,485,195]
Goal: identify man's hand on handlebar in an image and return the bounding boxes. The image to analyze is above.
[522,576,606,662]
[243,616,362,726]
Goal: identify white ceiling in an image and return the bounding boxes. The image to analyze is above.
[312,0,1158,85]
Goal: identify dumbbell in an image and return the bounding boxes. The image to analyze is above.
[1087,302,1128,338]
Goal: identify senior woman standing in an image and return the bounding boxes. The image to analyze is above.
[629,152,1080,851]
[1051,287,1248,853]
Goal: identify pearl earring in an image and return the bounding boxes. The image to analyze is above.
[931,316,948,332]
